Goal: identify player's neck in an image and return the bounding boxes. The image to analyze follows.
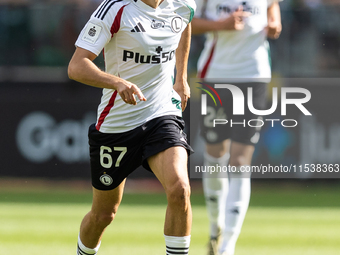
[141,0,164,9]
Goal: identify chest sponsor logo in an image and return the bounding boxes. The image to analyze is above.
[151,19,165,29]
[171,17,183,33]
[123,46,175,64]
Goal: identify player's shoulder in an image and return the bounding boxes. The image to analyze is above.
[169,0,196,23]
[90,0,131,24]
[267,0,283,7]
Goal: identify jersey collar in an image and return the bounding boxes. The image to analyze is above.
[132,0,168,12]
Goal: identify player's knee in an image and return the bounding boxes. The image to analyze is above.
[166,180,191,207]
[229,155,249,166]
[229,145,254,166]
[90,211,115,228]
[206,142,228,158]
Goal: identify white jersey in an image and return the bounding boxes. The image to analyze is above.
[75,0,195,133]
[195,0,281,80]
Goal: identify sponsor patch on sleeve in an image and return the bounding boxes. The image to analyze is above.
[82,22,102,44]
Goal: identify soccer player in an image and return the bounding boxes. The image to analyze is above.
[191,1,282,255]
[68,0,196,254]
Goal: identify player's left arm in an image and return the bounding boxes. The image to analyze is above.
[267,1,282,39]
[174,24,191,112]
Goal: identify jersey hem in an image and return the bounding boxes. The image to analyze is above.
[96,112,182,134]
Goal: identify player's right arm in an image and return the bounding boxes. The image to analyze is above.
[69,0,146,105]
[191,6,250,35]
[68,47,146,105]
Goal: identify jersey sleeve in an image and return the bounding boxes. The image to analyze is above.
[175,0,196,24]
[75,1,127,56]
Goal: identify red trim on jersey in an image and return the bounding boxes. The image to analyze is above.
[198,33,218,79]
[96,90,118,130]
[96,5,126,130]
[110,5,127,36]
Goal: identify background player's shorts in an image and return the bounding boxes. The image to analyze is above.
[89,115,193,190]
[200,82,267,146]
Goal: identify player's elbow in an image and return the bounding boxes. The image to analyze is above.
[67,61,78,81]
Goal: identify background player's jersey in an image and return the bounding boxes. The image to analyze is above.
[75,0,195,133]
[195,0,281,80]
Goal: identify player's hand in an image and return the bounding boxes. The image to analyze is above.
[115,78,146,105]
[217,6,251,31]
[266,20,282,39]
[173,80,190,112]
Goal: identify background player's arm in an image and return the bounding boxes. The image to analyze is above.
[191,7,250,35]
[174,24,191,112]
[266,1,282,39]
[68,47,146,105]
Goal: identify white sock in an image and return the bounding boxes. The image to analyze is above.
[77,235,101,255]
[164,235,190,255]
[203,151,230,238]
[219,167,251,255]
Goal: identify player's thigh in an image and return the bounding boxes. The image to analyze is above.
[142,116,192,189]
[147,146,189,191]
[91,179,126,214]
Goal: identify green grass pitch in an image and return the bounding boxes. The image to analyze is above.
[0,180,340,255]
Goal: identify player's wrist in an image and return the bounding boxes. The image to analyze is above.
[110,77,124,91]
[175,72,188,82]
[175,78,188,86]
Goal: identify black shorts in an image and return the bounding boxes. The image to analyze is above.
[89,115,193,190]
[200,82,267,146]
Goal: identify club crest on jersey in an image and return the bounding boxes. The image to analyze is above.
[171,17,183,33]
[100,174,113,186]
[151,19,165,29]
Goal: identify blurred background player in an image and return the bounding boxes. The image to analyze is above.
[68,0,196,254]
[192,1,282,255]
